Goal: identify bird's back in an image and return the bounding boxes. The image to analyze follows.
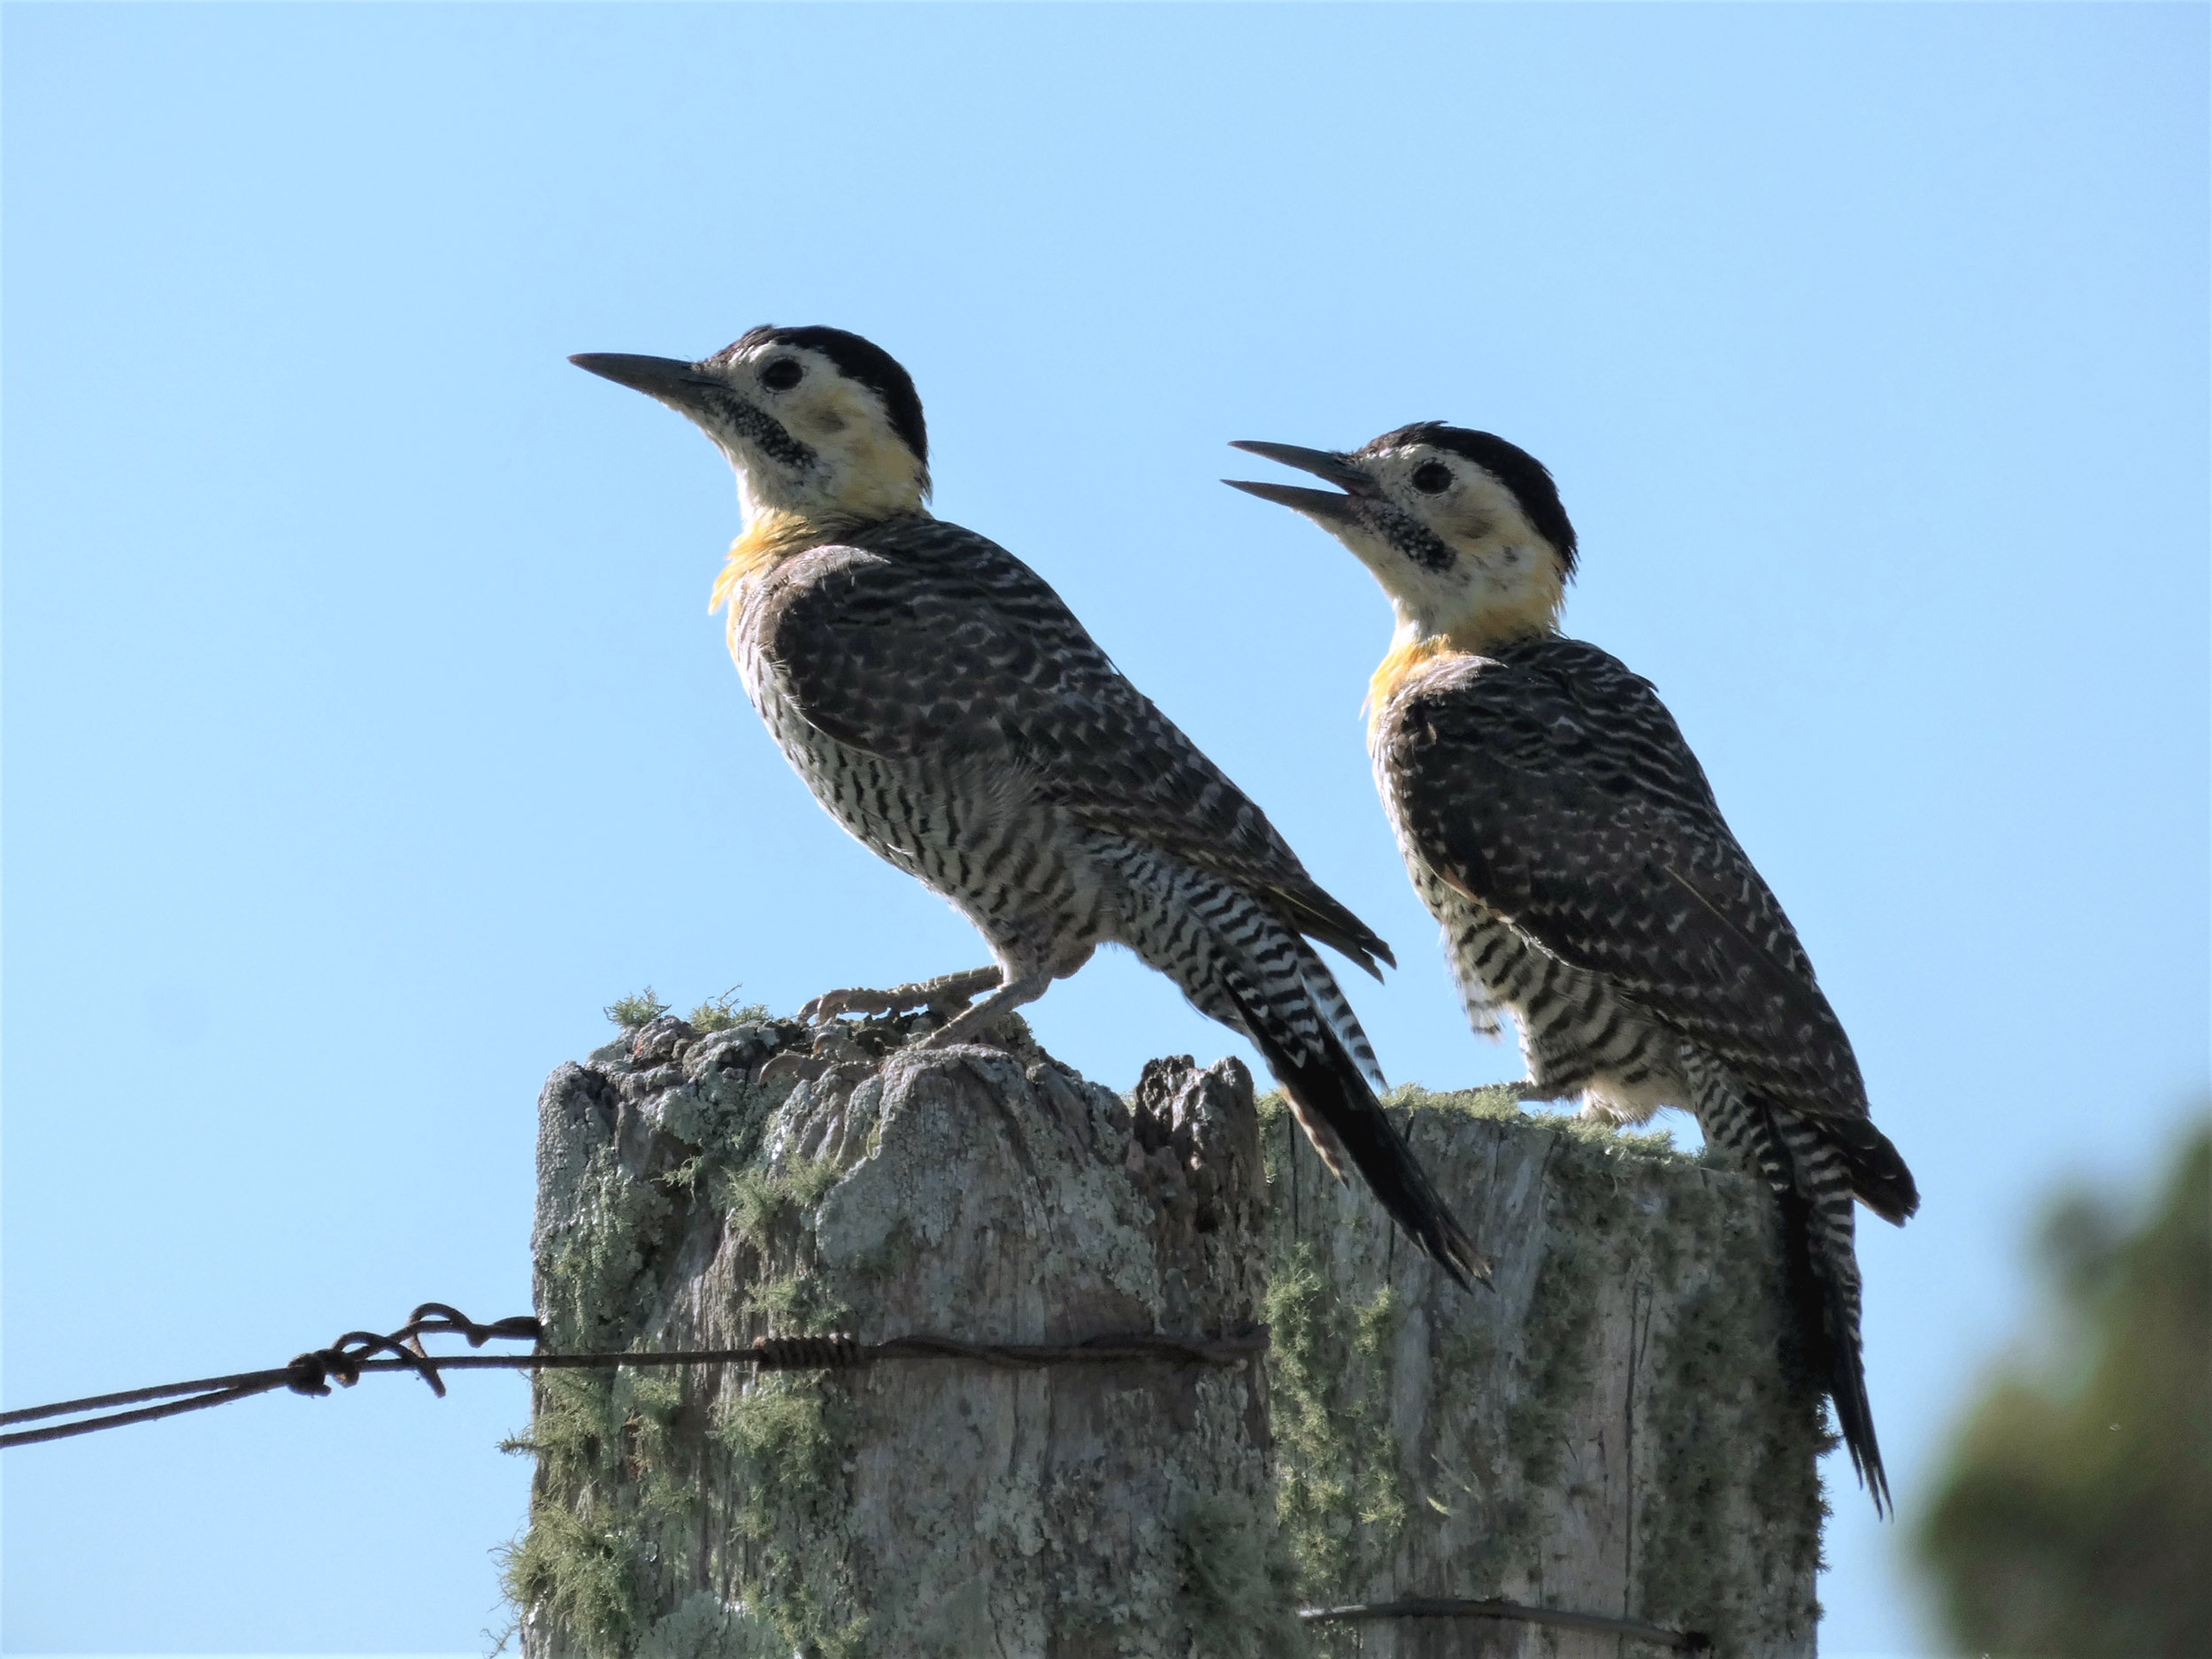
[724,514,1483,1282]
[733,516,1393,976]
[1378,636,1870,1122]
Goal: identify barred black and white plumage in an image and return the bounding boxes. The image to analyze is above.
[1229,423,1917,1511]
[572,327,1485,1286]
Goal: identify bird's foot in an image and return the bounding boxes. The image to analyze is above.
[915,972,1053,1051]
[1509,1078,1572,1104]
[799,966,1003,1025]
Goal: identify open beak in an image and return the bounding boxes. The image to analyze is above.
[1222,441,1371,527]
[570,352,723,419]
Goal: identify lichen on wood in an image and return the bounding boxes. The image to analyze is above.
[510,1007,1824,1659]
[1259,1084,1824,1659]
[511,1011,1288,1659]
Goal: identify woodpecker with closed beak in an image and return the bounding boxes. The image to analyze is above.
[571,329,1486,1286]
[1227,423,1917,1509]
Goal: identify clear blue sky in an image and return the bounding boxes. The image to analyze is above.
[4,4,2204,1654]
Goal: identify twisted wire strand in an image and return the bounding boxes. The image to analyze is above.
[1300,1597,1711,1653]
[5,1307,1712,1649]
[2,1304,1267,1448]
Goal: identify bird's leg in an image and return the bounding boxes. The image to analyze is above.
[1509,1078,1574,1104]
[917,972,1055,1049]
[799,966,1003,1025]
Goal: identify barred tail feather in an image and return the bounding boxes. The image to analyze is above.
[1113,849,1477,1283]
[1297,945,1386,1092]
[1224,975,1488,1289]
[1773,1110,1893,1516]
[1694,1056,1892,1515]
[1271,884,1396,982]
[1829,1113,1919,1226]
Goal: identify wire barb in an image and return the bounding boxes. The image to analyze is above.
[2,1303,549,1448]
[281,1305,549,1399]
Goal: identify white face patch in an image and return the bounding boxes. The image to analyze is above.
[697,342,928,526]
[1347,444,1566,645]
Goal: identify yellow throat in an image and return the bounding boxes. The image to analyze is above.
[1366,636,1462,733]
[1364,602,1563,733]
[708,511,829,657]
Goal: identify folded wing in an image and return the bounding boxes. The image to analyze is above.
[1382,641,1915,1222]
[754,522,1394,979]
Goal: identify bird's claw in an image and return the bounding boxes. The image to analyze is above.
[798,967,1003,1026]
[799,987,902,1024]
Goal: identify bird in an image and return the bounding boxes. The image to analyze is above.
[1226,422,1917,1511]
[569,326,1486,1286]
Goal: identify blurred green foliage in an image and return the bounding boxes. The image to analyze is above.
[1917,1117,2211,1657]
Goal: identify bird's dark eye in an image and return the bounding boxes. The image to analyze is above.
[761,358,803,392]
[1411,461,1453,495]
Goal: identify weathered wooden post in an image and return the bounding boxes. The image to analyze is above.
[506,1012,1823,1659]
[510,1010,1291,1659]
[1266,1087,1824,1658]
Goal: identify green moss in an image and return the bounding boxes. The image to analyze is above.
[541,1148,667,1351]
[1257,1092,1409,1603]
[502,1495,641,1652]
[718,1374,866,1656]
[1176,1494,1309,1658]
[627,1371,700,1527]
[687,1043,795,1182]
[606,987,671,1028]
[1262,1077,1808,1640]
[721,1156,843,1249]
[503,1366,614,1476]
[500,1369,649,1658]
[509,1311,862,1655]
[658,1153,707,1194]
[1503,1140,1608,1494]
[1262,1242,1407,1594]
[720,1156,857,1340]
[519,1040,1805,1654]
[513,1013,856,1655]
[1630,1234,1824,1648]
[743,1267,853,1333]
[719,1375,838,1539]
[1381,1080,1525,1123]
[538,1025,802,1357]
[1352,1283,1402,1360]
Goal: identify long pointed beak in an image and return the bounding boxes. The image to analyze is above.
[1223,440,1372,527]
[570,352,721,416]
[1227,441,1371,492]
[1222,477,1363,526]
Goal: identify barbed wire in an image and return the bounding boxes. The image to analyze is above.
[0,1302,1268,1449]
[9,1302,1717,1650]
[1300,1596,1711,1652]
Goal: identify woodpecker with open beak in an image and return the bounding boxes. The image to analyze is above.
[569,332,1487,1286]
[1228,424,1917,1510]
